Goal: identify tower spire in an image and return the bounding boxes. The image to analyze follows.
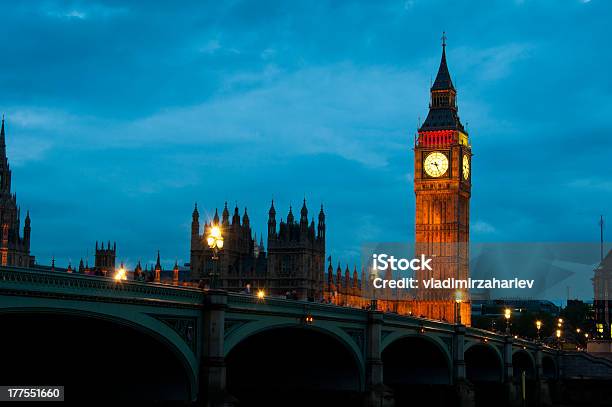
[0,114,7,161]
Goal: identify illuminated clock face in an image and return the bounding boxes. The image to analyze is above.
[462,155,470,180]
[423,152,449,178]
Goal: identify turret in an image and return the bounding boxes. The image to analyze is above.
[172,260,179,286]
[191,203,200,248]
[317,205,325,239]
[23,210,31,251]
[213,208,220,225]
[287,206,294,224]
[232,204,241,226]
[242,207,250,227]
[344,265,350,288]
[134,261,143,280]
[154,250,161,283]
[300,199,308,226]
[222,202,230,226]
[268,200,276,238]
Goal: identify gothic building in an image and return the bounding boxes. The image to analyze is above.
[94,241,116,275]
[266,200,326,300]
[189,200,324,300]
[190,202,267,290]
[0,117,34,267]
[413,36,472,324]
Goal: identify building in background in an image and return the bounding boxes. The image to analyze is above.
[266,200,325,301]
[593,249,612,339]
[190,202,267,291]
[0,117,34,268]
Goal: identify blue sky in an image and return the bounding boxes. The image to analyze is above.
[1,0,610,270]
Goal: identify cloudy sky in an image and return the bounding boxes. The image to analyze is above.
[1,0,610,270]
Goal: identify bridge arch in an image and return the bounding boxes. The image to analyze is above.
[542,355,557,379]
[464,342,504,383]
[0,306,198,401]
[225,323,364,405]
[381,331,453,369]
[512,349,536,379]
[225,319,365,374]
[381,333,454,405]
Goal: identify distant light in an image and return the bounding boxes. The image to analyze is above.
[576,328,581,333]
[536,320,542,330]
[210,225,221,239]
[257,289,265,300]
[114,267,127,281]
[504,308,511,320]
[558,318,563,324]
[556,329,561,338]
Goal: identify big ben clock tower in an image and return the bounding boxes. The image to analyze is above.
[414,35,471,325]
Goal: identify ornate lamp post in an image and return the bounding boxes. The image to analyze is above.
[504,308,511,334]
[455,290,463,325]
[536,320,542,341]
[206,225,224,289]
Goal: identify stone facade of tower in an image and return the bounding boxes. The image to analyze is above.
[266,200,326,301]
[190,203,267,290]
[413,40,472,325]
[94,241,116,276]
[0,117,34,268]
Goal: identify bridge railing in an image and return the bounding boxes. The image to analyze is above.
[0,266,205,307]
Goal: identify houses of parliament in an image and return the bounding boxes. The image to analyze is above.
[2,40,473,325]
[189,39,473,324]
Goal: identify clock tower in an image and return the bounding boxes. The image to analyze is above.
[414,36,471,325]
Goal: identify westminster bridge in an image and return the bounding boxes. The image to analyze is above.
[1,266,612,406]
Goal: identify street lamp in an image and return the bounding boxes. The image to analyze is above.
[114,265,127,281]
[504,308,511,334]
[536,320,542,341]
[556,329,562,349]
[455,290,463,325]
[206,225,224,289]
[257,289,265,300]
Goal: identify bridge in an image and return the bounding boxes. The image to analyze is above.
[1,266,611,406]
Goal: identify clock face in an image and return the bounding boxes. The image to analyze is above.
[423,152,449,178]
[462,155,470,180]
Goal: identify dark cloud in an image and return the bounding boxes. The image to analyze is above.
[0,0,609,269]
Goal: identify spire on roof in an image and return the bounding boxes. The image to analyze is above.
[431,32,454,91]
[155,250,161,270]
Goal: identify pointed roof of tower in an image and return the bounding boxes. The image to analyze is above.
[213,208,220,224]
[419,34,466,134]
[155,250,161,270]
[192,202,199,218]
[269,199,276,215]
[431,32,455,91]
[287,205,294,223]
[0,114,5,156]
